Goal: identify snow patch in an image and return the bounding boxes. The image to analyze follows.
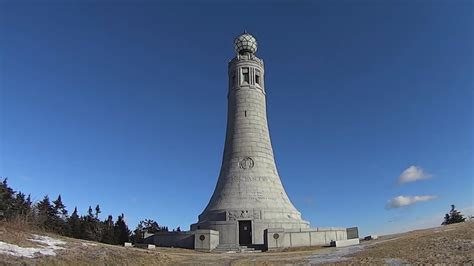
[308,236,403,264]
[308,245,365,264]
[384,258,407,265]
[28,234,66,247]
[82,242,98,246]
[0,234,66,258]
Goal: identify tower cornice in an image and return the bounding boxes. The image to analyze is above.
[229,54,264,68]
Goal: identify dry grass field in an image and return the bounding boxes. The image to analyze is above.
[1,221,473,265]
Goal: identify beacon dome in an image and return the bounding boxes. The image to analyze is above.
[234,32,258,55]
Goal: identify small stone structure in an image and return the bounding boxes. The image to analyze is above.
[346,227,359,239]
[364,235,378,240]
[194,230,219,251]
[330,239,360,247]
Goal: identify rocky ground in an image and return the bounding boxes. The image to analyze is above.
[1,221,473,265]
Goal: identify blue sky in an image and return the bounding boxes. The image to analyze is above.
[1,1,472,237]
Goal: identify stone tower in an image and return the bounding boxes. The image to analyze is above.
[191,32,309,246]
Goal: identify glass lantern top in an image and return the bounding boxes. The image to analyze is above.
[234,32,258,55]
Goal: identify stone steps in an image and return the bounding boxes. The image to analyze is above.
[213,244,262,253]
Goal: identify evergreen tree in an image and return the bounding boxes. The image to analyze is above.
[442,204,466,225]
[67,207,82,238]
[35,195,55,230]
[53,195,68,218]
[0,178,16,220]
[82,206,103,241]
[51,195,68,234]
[87,206,94,218]
[442,213,450,225]
[13,192,32,222]
[101,215,115,244]
[131,219,164,243]
[114,214,131,245]
[95,204,101,219]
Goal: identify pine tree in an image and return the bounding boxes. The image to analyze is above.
[53,195,68,218]
[0,178,16,220]
[442,204,466,225]
[442,213,450,225]
[95,204,101,219]
[87,206,94,218]
[35,195,55,230]
[51,195,68,234]
[13,192,32,222]
[131,219,164,243]
[114,214,130,245]
[448,204,466,223]
[82,206,103,241]
[101,215,115,244]
[67,207,82,238]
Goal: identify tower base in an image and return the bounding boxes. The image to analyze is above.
[191,219,310,245]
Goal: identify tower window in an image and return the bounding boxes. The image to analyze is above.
[232,75,236,86]
[255,69,261,85]
[241,68,249,84]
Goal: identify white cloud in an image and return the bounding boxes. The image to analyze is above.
[398,165,432,184]
[386,195,438,209]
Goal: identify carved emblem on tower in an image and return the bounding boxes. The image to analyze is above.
[227,210,261,221]
[239,157,254,170]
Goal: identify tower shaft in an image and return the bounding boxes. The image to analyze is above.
[192,34,308,246]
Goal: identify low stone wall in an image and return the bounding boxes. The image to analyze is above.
[145,231,194,249]
[145,229,220,251]
[146,227,351,251]
[264,227,348,250]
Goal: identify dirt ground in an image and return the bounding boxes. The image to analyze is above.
[344,221,474,265]
[1,221,473,265]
